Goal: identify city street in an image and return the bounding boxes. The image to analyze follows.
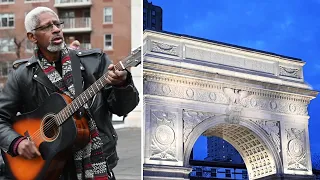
[113,127,141,180]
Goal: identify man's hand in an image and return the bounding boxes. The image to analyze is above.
[17,139,41,159]
[106,64,127,86]
[69,40,80,50]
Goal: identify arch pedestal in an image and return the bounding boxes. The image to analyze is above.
[143,30,318,180]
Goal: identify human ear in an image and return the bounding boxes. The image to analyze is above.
[27,32,37,44]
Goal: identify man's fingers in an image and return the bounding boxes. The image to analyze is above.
[114,70,126,79]
[108,70,117,78]
[31,142,41,156]
[108,64,115,70]
[106,75,116,84]
[22,146,33,159]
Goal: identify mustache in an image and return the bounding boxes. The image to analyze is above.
[51,35,63,41]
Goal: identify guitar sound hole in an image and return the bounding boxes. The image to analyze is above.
[43,117,59,139]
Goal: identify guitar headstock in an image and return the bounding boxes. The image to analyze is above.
[121,46,141,69]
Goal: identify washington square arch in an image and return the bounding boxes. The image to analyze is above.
[142,30,318,180]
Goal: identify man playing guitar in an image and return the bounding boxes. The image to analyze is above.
[0,6,139,180]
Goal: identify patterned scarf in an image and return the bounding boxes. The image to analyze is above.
[35,44,109,180]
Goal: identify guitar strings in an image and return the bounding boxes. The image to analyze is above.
[28,63,124,143]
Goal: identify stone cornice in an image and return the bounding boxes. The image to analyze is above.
[143,31,311,88]
[143,62,318,102]
[143,31,304,65]
[144,69,317,102]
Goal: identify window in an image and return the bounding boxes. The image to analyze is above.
[0,62,12,77]
[0,13,14,28]
[151,18,156,24]
[104,34,113,50]
[152,10,155,16]
[211,168,217,177]
[59,11,75,28]
[225,169,231,178]
[104,7,113,23]
[195,168,202,177]
[0,0,14,3]
[0,38,15,52]
[242,170,248,179]
[25,0,49,2]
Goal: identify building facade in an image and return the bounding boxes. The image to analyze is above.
[206,136,244,164]
[190,166,248,180]
[0,0,132,84]
[143,0,162,31]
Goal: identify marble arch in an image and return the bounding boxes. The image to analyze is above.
[143,30,318,180]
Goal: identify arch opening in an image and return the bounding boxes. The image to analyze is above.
[184,116,282,180]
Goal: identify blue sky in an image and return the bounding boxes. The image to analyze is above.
[148,0,320,163]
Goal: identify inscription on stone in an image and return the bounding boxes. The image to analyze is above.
[185,46,275,74]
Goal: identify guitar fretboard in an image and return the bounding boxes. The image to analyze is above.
[54,72,110,126]
[53,47,141,126]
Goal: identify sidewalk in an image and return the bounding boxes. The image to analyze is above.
[113,127,141,180]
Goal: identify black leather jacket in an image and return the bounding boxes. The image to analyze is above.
[0,48,139,169]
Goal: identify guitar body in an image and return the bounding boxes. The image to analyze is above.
[2,93,90,180]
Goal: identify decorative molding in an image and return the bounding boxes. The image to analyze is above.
[144,71,312,103]
[144,74,309,116]
[144,80,228,104]
[182,110,215,143]
[151,41,179,56]
[245,97,308,116]
[150,110,178,161]
[285,128,308,171]
[279,66,301,79]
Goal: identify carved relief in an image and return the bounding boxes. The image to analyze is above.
[279,66,301,79]
[223,88,250,124]
[186,88,194,98]
[151,41,179,56]
[250,120,281,153]
[162,84,171,95]
[246,97,308,116]
[144,81,228,104]
[144,72,309,116]
[183,110,215,143]
[150,110,178,161]
[285,128,308,170]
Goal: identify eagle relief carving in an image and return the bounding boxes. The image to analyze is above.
[223,88,250,124]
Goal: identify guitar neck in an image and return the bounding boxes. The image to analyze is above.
[54,72,108,126]
[54,47,141,126]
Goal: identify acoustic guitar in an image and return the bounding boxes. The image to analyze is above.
[1,47,141,180]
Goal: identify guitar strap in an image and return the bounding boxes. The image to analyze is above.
[70,50,85,118]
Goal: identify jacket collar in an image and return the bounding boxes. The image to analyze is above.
[26,55,38,67]
[27,55,58,92]
[25,54,85,92]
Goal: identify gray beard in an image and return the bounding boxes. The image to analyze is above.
[47,41,65,52]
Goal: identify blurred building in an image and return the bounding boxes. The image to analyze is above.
[143,0,162,31]
[0,0,132,84]
[205,136,244,164]
[189,160,248,180]
[0,0,142,126]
